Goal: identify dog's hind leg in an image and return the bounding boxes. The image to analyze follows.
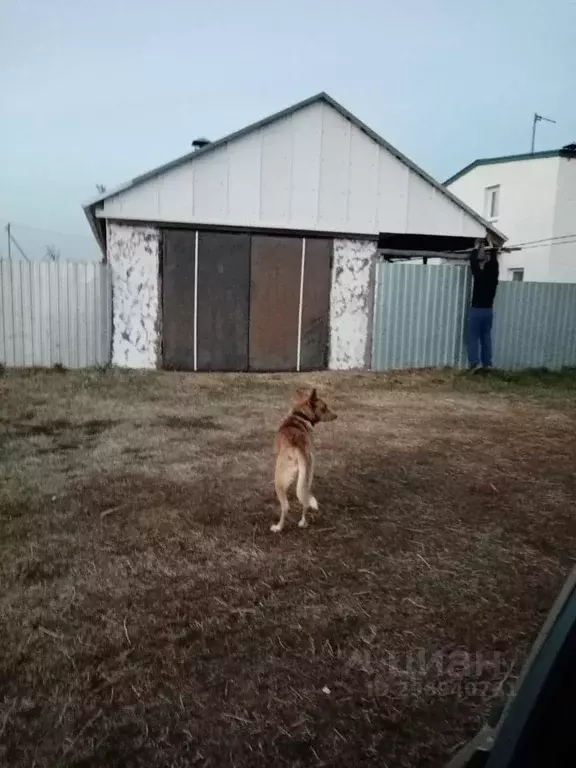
[272,456,296,533]
[296,452,316,529]
[307,452,318,513]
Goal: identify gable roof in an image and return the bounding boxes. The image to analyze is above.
[84,92,505,251]
[445,147,576,186]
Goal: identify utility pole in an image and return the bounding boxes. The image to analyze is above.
[531,113,556,153]
[4,223,30,262]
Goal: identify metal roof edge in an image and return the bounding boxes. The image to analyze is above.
[82,92,331,211]
[82,90,505,244]
[444,149,567,186]
[83,205,107,258]
[319,95,505,242]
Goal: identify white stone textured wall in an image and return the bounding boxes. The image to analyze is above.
[329,239,376,370]
[107,222,160,369]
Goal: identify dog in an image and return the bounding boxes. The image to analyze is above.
[271,387,337,533]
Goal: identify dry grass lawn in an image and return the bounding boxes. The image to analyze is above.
[1,368,576,768]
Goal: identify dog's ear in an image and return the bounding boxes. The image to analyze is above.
[309,387,318,404]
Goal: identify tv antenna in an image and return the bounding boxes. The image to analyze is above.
[531,112,556,153]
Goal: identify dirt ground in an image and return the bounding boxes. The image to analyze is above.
[1,368,575,768]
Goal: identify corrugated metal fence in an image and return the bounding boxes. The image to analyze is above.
[0,260,111,368]
[493,281,576,369]
[372,263,469,370]
[3,259,575,372]
[372,263,576,371]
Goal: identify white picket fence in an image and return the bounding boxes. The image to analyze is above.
[0,260,111,368]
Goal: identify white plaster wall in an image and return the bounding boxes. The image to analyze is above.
[448,157,560,281]
[329,239,376,370]
[550,158,576,282]
[107,222,160,368]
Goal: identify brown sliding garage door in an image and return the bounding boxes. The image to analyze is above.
[248,235,302,371]
[162,230,332,372]
[163,229,196,370]
[197,232,250,371]
[299,238,332,370]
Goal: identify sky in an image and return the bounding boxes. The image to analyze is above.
[1,0,575,260]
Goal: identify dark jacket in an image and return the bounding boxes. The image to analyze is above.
[470,250,499,309]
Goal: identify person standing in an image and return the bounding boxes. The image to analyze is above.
[467,244,499,372]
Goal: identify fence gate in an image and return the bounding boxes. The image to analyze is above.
[372,263,470,371]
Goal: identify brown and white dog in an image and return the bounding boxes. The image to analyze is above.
[271,388,337,533]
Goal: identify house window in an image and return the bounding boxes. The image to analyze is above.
[484,185,500,220]
[510,269,524,282]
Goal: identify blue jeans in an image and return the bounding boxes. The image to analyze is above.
[467,307,493,368]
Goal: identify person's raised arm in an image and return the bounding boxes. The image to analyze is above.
[484,248,499,281]
[470,249,481,277]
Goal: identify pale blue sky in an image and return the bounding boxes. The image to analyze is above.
[1,0,575,259]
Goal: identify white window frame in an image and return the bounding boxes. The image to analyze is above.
[510,268,524,282]
[484,185,500,221]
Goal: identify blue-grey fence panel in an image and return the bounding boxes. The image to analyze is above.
[372,263,470,370]
[492,282,576,370]
[0,260,111,368]
[372,263,576,371]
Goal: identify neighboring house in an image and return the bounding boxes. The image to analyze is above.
[445,145,576,282]
[84,92,502,371]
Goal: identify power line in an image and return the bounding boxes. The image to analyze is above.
[9,231,30,262]
[0,217,92,241]
[517,238,576,251]
[508,233,576,248]
[4,223,30,262]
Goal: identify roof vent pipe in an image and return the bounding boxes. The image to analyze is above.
[192,138,211,151]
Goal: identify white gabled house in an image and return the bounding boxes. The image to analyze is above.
[84,92,503,371]
[446,145,576,283]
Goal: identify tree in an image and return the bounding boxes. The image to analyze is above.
[45,245,60,262]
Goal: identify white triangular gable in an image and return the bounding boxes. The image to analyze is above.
[97,99,487,239]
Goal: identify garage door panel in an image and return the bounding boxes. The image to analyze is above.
[300,238,332,370]
[197,232,250,371]
[162,230,196,370]
[249,236,301,371]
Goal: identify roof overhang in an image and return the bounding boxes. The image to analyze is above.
[378,232,492,253]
